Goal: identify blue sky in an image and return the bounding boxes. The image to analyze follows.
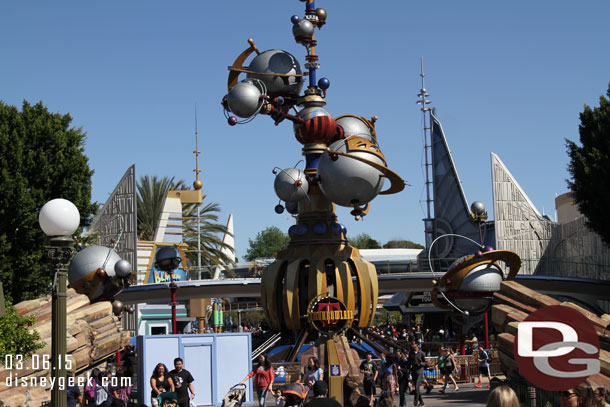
[2,1,610,261]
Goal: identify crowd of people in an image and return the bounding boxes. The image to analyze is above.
[66,367,133,407]
[359,341,444,407]
[368,324,458,346]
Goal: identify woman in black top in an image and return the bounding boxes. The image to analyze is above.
[150,363,175,407]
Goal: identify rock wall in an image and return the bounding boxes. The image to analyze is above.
[0,289,130,406]
[491,280,610,389]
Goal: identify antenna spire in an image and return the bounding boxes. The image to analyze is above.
[417,57,434,249]
[193,104,202,191]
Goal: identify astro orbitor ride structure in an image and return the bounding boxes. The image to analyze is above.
[221,1,405,335]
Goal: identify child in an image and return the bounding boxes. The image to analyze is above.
[273,388,286,407]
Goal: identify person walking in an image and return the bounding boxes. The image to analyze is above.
[150,363,175,407]
[240,354,275,407]
[414,326,423,348]
[409,341,426,407]
[381,354,398,405]
[169,358,195,407]
[304,357,324,387]
[304,357,324,399]
[465,331,479,355]
[396,351,410,407]
[359,351,378,406]
[439,347,459,393]
[475,345,492,388]
[112,371,132,407]
[93,370,114,407]
[67,372,83,407]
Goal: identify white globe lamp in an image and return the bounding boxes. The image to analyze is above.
[39,198,80,236]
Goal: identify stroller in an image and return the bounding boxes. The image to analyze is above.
[283,382,309,407]
[222,384,247,407]
[158,391,179,407]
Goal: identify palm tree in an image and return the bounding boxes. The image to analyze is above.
[182,200,235,275]
[136,175,234,275]
[136,175,185,241]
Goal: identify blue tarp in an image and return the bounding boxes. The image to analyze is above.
[349,342,378,358]
[267,344,313,362]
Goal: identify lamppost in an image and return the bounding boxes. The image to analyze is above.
[154,246,182,334]
[39,198,80,407]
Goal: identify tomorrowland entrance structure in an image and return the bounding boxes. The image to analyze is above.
[218,0,523,402]
[220,0,405,400]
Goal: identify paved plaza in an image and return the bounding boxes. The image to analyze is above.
[256,381,493,407]
[398,382,490,407]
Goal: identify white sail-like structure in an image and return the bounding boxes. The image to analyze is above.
[491,152,553,274]
[212,214,235,279]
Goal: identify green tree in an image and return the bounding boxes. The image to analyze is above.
[136,175,234,273]
[245,226,289,261]
[0,303,45,360]
[383,239,425,249]
[0,101,96,303]
[349,233,381,249]
[567,83,610,246]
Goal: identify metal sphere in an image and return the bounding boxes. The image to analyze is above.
[285,201,299,214]
[68,245,123,300]
[274,204,285,214]
[317,137,386,207]
[112,300,124,316]
[114,259,132,278]
[246,49,303,96]
[273,168,309,202]
[193,179,203,190]
[294,106,331,128]
[313,222,327,235]
[335,116,375,142]
[292,19,314,38]
[288,225,297,237]
[318,77,330,90]
[454,298,491,314]
[330,223,342,235]
[69,245,121,284]
[458,263,503,292]
[294,107,336,144]
[155,247,182,271]
[471,201,486,216]
[226,80,262,118]
[296,224,308,235]
[290,15,300,24]
[227,116,238,126]
[316,8,327,21]
[451,262,503,313]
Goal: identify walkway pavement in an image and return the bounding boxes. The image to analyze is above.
[257,381,493,407]
[396,382,491,407]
